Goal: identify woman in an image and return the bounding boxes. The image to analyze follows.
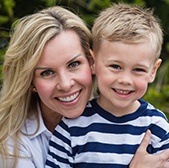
[0,5,169,168]
[0,6,93,168]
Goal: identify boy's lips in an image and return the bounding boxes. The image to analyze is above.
[56,91,80,102]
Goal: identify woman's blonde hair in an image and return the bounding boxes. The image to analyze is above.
[0,6,92,167]
[92,3,163,59]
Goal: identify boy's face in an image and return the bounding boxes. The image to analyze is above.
[92,40,161,116]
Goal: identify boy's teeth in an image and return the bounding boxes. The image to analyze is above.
[58,92,79,102]
[115,89,130,94]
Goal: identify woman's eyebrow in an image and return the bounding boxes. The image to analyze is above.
[34,54,82,71]
[34,67,52,71]
[67,54,82,64]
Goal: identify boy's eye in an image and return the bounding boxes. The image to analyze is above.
[40,70,55,77]
[69,61,80,68]
[134,68,146,72]
[111,64,121,69]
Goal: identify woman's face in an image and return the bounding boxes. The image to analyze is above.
[33,30,93,118]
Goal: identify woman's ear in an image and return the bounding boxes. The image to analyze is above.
[89,49,95,75]
[149,58,162,83]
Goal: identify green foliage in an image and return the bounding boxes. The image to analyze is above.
[144,85,169,117]
[88,0,114,11]
[0,0,15,16]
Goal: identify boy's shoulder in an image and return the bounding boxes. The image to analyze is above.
[140,99,167,120]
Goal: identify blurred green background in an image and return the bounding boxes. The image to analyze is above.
[0,0,169,117]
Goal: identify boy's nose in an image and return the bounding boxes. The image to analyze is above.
[117,72,133,85]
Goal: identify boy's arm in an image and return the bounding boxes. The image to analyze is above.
[129,130,169,168]
[45,120,73,168]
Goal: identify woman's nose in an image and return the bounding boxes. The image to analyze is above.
[56,73,75,91]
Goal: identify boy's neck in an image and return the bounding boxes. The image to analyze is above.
[96,97,140,117]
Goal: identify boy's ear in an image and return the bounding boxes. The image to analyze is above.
[89,49,95,75]
[149,58,162,83]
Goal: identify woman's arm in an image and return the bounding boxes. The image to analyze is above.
[129,130,169,168]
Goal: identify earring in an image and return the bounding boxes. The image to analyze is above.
[32,87,37,92]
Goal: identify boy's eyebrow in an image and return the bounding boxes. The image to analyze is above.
[34,54,82,71]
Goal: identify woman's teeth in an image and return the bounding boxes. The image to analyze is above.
[58,92,79,102]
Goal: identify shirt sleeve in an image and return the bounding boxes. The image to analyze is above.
[2,139,36,168]
[149,113,169,153]
[5,132,48,168]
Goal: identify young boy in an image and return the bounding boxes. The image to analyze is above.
[45,3,169,168]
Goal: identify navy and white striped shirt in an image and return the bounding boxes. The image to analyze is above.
[46,99,169,168]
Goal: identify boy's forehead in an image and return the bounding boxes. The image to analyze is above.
[96,40,156,62]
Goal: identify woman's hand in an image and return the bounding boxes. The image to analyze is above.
[130,130,169,168]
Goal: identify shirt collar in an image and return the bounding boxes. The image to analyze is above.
[21,104,52,139]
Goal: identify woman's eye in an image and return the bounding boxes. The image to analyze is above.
[69,61,80,68]
[40,70,54,77]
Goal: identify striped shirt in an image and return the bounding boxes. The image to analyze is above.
[46,98,169,168]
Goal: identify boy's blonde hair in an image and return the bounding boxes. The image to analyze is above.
[92,3,163,59]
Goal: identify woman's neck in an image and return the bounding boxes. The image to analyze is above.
[40,102,63,132]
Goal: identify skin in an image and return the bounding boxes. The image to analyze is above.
[32,30,93,132]
[92,40,161,117]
